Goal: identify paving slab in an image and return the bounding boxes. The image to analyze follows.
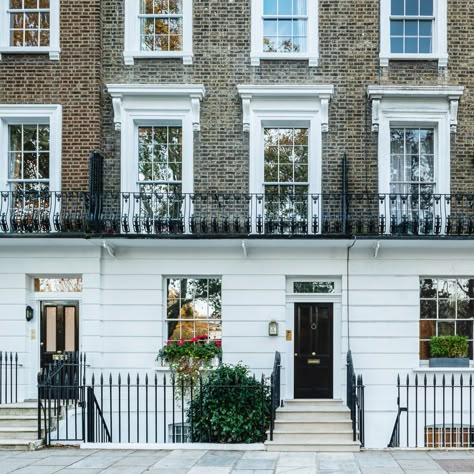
[187,467,232,474]
[235,458,278,470]
[359,468,404,474]
[112,455,159,466]
[277,453,317,467]
[195,451,243,467]
[435,458,474,472]
[396,459,446,470]
[11,467,63,474]
[32,455,86,466]
[275,467,317,474]
[67,456,119,469]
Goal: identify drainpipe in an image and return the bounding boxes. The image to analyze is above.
[346,236,357,351]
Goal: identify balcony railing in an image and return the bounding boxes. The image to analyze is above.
[1,190,474,238]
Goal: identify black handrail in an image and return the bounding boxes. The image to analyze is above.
[0,351,18,404]
[346,350,365,446]
[270,351,282,441]
[86,386,112,443]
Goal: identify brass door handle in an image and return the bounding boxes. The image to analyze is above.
[312,352,316,356]
[294,353,298,356]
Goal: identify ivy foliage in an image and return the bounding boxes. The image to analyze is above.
[187,363,271,443]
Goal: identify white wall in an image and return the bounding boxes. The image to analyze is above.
[1,239,474,447]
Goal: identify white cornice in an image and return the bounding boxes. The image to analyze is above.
[106,84,206,132]
[367,85,464,100]
[237,85,335,133]
[237,84,334,99]
[367,85,464,133]
[107,84,206,100]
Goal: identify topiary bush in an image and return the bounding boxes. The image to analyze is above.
[187,363,271,443]
[430,335,469,358]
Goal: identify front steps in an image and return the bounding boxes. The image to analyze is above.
[0,403,43,450]
[265,399,360,452]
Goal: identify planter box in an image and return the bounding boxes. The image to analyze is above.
[429,357,470,368]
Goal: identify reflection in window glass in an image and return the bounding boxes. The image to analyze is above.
[9,0,51,47]
[419,278,474,360]
[293,281,335,293]
[167,278,222,341]
[263,0,307,53]
[34,278,83,292]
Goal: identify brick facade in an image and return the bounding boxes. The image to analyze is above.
[2,1,473,194]
[0,0,101,191]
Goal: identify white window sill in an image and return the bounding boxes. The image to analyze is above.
[123,50,193,66]
[251,53,319,67]
[380,53,448,68]
[0,47,60,61]
[414,365,474,373]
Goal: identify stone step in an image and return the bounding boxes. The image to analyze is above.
[0,439,43,451]
[265,440,360,452]
[0,427,41,440]
[284,399,345,407]
[270,430,355,443]
[276,408,351,422]
[273,420,353,432]
[0,415,38,428]
[0,403,38,417]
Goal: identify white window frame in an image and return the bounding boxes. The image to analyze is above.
[250,0,318,67]
[123,0,193,66]
[106,83,204,194]
[237,85,334,233]
[368,86,463,197]
[0,0,60,61]
[0,104,62,192]
[379,0,447,67]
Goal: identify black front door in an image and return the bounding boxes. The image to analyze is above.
[40,301,79,370]
[294,303,333,399]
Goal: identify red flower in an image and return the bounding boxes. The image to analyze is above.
[215,341,222,347]
[178,341,183,346]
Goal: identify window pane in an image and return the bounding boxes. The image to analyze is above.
[405,20,418,36]
[34,278,83,292]
[390,20,403,36]
[405,0,419,15]
[405,37,418,53]
[420,319,435,339]
[46,307,57,352]
[64,307,76,352]
[420,0,433,15]
[278,0,292,15]
[438,321,455,336]
[293,19,306,36]
[438,301,455,319]
[457,321,473,339]
[419,37,431,53]
[420,279,437,298]
[263,19,278,36]
[420,300,437,319]
[293,0,306,15]
[391,0,404,15]
[278,19,291,36]
[420,340,430,360]
[263,0,277,15]
[419,20,432,36]
[391,37,403,53]
[294,281,335,293]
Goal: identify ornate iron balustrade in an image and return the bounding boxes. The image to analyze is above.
[2,190,474,238]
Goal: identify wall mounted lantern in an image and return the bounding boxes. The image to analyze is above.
[25,305,34,322]
[268,320,279,336]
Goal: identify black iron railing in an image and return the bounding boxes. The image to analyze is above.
[388,373,474,448]
[38,370,271,446]
[346,350,365,446]
[0,352,18,404]
[269,351,282,441]
[2,191,474,238]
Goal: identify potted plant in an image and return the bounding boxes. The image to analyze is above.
[157,335,222,393]
[429,335,470,368]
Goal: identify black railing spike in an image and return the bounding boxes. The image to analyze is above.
[91,373,95,386]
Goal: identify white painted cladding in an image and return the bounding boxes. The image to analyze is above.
[1,240,474,448]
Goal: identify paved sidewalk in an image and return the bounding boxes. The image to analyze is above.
[0,448,474,474]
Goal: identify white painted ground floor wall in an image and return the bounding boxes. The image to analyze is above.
[1,238,474,448]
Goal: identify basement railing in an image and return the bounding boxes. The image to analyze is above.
[0,352,19,404]
[2,191,474,238]
[269,351,282,441]
[388,373,474,448]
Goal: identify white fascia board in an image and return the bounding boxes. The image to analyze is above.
[106,84,206,100]
[237,84,334,99]
[367,85,464,99]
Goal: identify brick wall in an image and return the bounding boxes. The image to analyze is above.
[0,0,101,191]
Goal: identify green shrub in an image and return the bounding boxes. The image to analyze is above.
[430,336,468,358]
[187,363,271,443]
